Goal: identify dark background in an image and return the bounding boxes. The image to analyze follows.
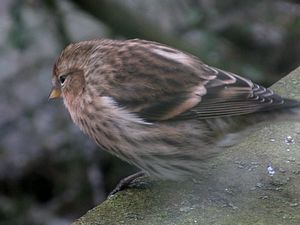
[0,0,299,224]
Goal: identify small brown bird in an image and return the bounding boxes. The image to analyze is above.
[50,38,299,180]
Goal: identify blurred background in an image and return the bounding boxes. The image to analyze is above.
[0,0,299,224]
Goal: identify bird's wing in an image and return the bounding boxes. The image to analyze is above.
[105,39,299,121]
[177,66,299,120]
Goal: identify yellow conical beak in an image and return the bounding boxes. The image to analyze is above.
[49,88,61,99]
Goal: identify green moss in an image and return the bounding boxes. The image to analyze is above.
[73,66,300,225]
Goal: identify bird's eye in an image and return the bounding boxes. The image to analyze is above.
[59,75,67,86]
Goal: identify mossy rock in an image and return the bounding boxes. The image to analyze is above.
[73,66,300,225]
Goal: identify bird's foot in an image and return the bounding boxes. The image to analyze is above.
[108,171,149,197]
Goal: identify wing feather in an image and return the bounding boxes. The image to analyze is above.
[104,39,299,121]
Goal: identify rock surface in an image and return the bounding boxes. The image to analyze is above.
[73,66,300,225]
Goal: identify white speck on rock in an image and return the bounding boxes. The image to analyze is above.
[267,164,275,176]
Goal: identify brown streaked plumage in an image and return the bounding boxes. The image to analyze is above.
[50,38,300,180]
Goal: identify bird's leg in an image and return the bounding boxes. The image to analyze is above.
[108,171,148,197]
